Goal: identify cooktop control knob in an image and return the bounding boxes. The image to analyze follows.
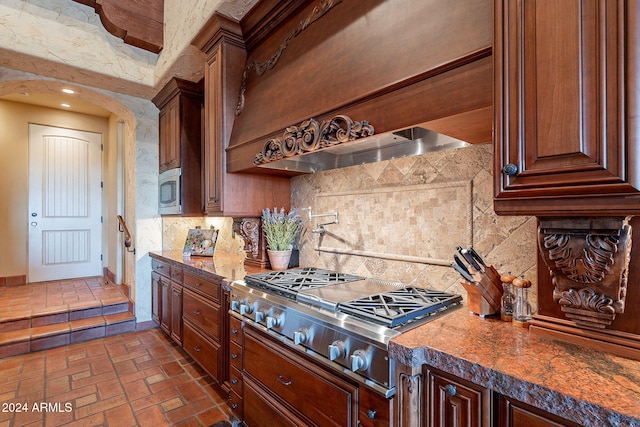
[293,328,310,345]
[230,300,240,311]
[254,310,265,323]
[265,314,282,329]
[350,349,370,372]
[239,303,253,316]
[328,340,346,360]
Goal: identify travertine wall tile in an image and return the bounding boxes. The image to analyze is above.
[291,143,538,309]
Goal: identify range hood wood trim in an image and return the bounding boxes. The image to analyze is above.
[227,53,493,174]
[226,0,493,174]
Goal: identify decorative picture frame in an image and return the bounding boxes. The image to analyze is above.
[183,227,218,257]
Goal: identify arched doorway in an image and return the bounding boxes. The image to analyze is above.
[0,79,137,290]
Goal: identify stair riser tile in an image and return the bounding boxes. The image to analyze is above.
[102,303,129,315]
[31,334,70,352]
[71,327,106,344]
[32,313,69,327]
[0,319,30,333]
[0,342,29,359]
[70,307,103,321]
[105,321,135,336]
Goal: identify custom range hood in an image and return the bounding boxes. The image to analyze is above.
[220,0,494,175]
[253,122,472,174]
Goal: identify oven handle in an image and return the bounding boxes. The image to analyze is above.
[277,375,292,386]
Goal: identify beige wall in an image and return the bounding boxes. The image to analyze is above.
[0,99,110,278]
[292,143,539,308]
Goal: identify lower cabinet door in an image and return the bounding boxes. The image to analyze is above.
[170,283,182,345]
[183,321,220,382]
[498,394,582,427]
[427,369,487,427]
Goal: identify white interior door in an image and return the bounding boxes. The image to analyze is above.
[28,124,103,282]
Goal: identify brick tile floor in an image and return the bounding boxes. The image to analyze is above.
[0,328,231,426]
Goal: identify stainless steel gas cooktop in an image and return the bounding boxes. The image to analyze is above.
[229,267,462,397]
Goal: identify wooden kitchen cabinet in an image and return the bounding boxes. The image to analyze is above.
[497,394,581,427]
[181,271,225,385]
[242,325,358,427]
[152,77,204,216]
[151,271,161,325]
[418,366,581,427]
[493,0,640,216]
[149,254,230,390]
[170,283,183,345]
[426,367,490,427]
[157,95,179,173]
[193,13,290,217]
[159,275,172,336]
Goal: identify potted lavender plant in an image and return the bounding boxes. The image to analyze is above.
[261,207,303,270]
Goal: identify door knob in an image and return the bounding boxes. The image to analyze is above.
[502,163,518,175]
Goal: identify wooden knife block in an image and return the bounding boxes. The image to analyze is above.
[460,265,504,317]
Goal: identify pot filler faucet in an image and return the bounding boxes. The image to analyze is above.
[301,207,338,234]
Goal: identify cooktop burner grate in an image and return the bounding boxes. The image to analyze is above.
[337,287,462,328]
[244,267,363,299]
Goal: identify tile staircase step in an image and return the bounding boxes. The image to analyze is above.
[0,282,135,359]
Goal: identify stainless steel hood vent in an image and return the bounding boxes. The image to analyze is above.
[256,127,471,174]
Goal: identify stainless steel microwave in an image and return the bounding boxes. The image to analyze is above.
[158,168,181,215]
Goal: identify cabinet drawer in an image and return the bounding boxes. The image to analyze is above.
[152,259,170,278]
[244,327,356,427]
[170,265,183,282]
[244,376,306,427]
[183,272,220,302]
[229,340,242,370]
[359,385,391,427]
[229,366,243,396]
[183,321,220,380]
[183,289,220,340]
[229,316,243,344]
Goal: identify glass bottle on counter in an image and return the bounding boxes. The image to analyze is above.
[500,273,516,322]
[512,276,533,328]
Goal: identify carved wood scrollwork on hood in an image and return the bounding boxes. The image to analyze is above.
[253,115,374,165]
[538,217,632,329]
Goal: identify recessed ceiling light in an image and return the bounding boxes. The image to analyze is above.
[62,88,75,94]
[61,103,71,108]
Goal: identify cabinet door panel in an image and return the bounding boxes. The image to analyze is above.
[428,370,485,427]
[151,272,161,325]
[203,46,223,214]
[160,277,171,335]
[494,0,640,214]
[498,394,582,427]
[170,283,182,345]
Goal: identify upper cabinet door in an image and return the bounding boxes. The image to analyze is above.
[494,0,640,216]
[158,96,180,173]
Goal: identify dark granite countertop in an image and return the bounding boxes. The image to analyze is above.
[389,309,640,427]
[149,250,271,283]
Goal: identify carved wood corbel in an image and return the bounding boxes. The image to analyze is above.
[538,217,632,329]
[253,114,374,165]
[232,217,270,268]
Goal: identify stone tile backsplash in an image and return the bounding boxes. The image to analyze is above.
[162,216,245,256]
[291,142,539,307]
